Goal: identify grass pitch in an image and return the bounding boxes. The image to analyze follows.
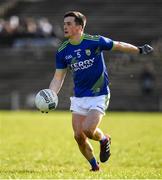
[0,111,162,179]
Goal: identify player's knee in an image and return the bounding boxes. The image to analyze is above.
[83,128,95,139]
[74,132,86,145]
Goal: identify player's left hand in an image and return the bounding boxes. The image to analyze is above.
[41,111,48,113]
[138,44,154,55]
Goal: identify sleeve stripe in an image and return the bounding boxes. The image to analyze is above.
[84,37,99,41]
[58,41,69,52]
[84,34,100,41]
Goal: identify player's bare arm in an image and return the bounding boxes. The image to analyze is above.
[112,41,153,54]
[49,69,67,94]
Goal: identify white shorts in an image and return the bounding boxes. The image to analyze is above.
[70,94,110,116]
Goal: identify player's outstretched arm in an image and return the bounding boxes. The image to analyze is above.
[112,41,153,55]
[49,69,67,94]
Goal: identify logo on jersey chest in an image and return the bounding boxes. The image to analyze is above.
[85,49,91,56]
[65,55,73,60]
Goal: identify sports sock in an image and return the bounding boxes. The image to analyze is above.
[100,135,107,144]
[89,157,98,168]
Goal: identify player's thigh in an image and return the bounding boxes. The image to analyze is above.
[72,113,86,134]
[83,109,103,132]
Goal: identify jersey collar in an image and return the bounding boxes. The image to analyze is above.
[69,34,84,45]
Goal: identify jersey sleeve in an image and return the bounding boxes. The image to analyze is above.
[98,36,114,51]
[56,51,67,69]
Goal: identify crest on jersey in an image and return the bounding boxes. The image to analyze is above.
[85,49,91,56]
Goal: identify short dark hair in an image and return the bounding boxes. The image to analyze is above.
[64,11,86,29]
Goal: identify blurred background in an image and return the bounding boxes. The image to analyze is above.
[0,0,162,111]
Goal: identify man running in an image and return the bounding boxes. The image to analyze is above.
[49,11,153,171]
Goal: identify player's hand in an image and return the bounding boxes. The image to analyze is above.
[138,44,154,55]
[41,111,48,113]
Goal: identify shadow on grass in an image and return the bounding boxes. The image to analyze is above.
[0,169,49,174]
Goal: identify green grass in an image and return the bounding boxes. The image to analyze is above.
[0,111,162,179]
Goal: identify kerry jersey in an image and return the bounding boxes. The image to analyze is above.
[56,34,113,97]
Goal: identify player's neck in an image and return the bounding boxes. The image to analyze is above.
[69,32,84,45]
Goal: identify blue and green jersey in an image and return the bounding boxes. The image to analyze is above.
[56,34,113,97]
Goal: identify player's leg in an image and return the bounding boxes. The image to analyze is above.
[82,109,111,163]
[82,110,104,140]
[72,113,99,171]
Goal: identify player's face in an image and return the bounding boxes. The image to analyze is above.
[64,16,82,38]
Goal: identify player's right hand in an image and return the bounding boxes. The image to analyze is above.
[138,44,154,55]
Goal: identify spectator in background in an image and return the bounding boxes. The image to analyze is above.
[0,16,61,48]
[0,18,5,33]
[0,16,20,46]
[140,63,155,95]
[25,17,38,37]
[9,15,19,31]
[38,17,55,37]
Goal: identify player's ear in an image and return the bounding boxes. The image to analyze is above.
[76,24,82,31]
[79,24,84,31]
